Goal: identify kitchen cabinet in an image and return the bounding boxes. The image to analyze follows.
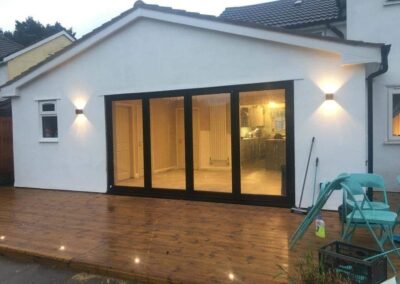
[264,139,286,170]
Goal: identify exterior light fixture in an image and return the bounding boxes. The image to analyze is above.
[228,273,235,281]
[134,257,140,264]
[0,236,5,240]
[325,93,334,101]
[59,245,66,251]
[75,109,84,115]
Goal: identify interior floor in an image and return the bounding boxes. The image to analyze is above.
[116,165,283,196]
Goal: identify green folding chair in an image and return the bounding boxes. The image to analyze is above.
[341,173,390,242]
[341,178,399,273]
[348,173,390,210]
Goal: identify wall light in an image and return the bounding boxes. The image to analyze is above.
[75,109,84,115]
[0,235,5,241]
[325,93,334,101]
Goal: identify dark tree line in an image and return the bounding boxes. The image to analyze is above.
[0,17,75,47]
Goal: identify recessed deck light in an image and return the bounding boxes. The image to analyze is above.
[228,273,235,280]
[134,257,140,264]
[59,245,66,251]
[0,236,5,240]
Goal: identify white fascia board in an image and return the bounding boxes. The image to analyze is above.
[0,88,18,98]
[2,31,75,62]
[0,8,382,97]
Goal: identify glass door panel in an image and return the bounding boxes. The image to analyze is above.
[239,90,286,196]
[112,100,144,187]
[192,93,232,192]
[150,97,185,190]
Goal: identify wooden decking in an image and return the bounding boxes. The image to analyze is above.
[0,187,398,283]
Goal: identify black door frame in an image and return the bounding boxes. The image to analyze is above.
[105,80,295,207]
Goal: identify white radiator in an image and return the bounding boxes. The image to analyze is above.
[209,104,229,166]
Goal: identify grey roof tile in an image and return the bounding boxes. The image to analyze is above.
[0,37,24,61]
[220,0,344,28]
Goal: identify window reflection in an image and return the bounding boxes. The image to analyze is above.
[150,97,185,190]
[239,90,286,196]
[192,93,232,192]
[112,100,144,187]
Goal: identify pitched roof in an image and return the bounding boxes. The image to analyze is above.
[0,1,381,91]
[2,31,75,63]
[220,0,345,29]
[0,37,24,61]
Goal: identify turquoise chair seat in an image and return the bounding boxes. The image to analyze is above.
[347,200,390,211]
[368,202,391,210]
[347,210,397,225]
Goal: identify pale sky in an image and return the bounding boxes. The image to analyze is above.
[0,0,271,38]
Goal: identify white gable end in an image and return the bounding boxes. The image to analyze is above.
[0,6,381,97]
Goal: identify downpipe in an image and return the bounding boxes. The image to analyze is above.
[366,44,391,200]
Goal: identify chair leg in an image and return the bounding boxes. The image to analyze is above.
[386,225,400,259]
[342,222,352,241]
[365,222,397,273]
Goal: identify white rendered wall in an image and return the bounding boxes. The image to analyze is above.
[347,0,400,191]
[12,18,367,208]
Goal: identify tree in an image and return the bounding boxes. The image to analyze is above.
[1,17,75,46]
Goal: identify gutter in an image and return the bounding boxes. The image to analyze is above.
[326,23,345,39]
[366,44,391,199]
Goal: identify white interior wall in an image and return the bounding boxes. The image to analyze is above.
[12,18,367,209]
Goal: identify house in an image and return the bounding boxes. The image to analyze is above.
[0,31,75,184]
[0,37,24,84]
[0,31,75,85]
[0,1,389,209]
[221,0,400,193]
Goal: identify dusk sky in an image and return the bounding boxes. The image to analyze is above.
[0,0,271,37]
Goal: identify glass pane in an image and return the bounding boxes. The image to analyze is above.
[393,93,400,137]
[42,116,58,138]
[150,97,185,190]
[192,93,232,192]
[112,100,144,187]
[240,90,286,196]
[42,103,55,112]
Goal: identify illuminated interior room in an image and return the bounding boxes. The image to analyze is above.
[111,86,289,199]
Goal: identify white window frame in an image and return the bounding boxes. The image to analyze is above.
[39,100,58,143]
[387,87,400,142]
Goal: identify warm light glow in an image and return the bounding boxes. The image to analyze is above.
[134,257,140,264]
[59,245,66,251]
[228,273,235,281]
[321,100,340,115]
[0,236,5,240]
[318,79,342,94]
[268,101,278,109]
[73,97,88,110]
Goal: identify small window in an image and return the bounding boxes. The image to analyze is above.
[388,88,400,141]
[39,101,58,140]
